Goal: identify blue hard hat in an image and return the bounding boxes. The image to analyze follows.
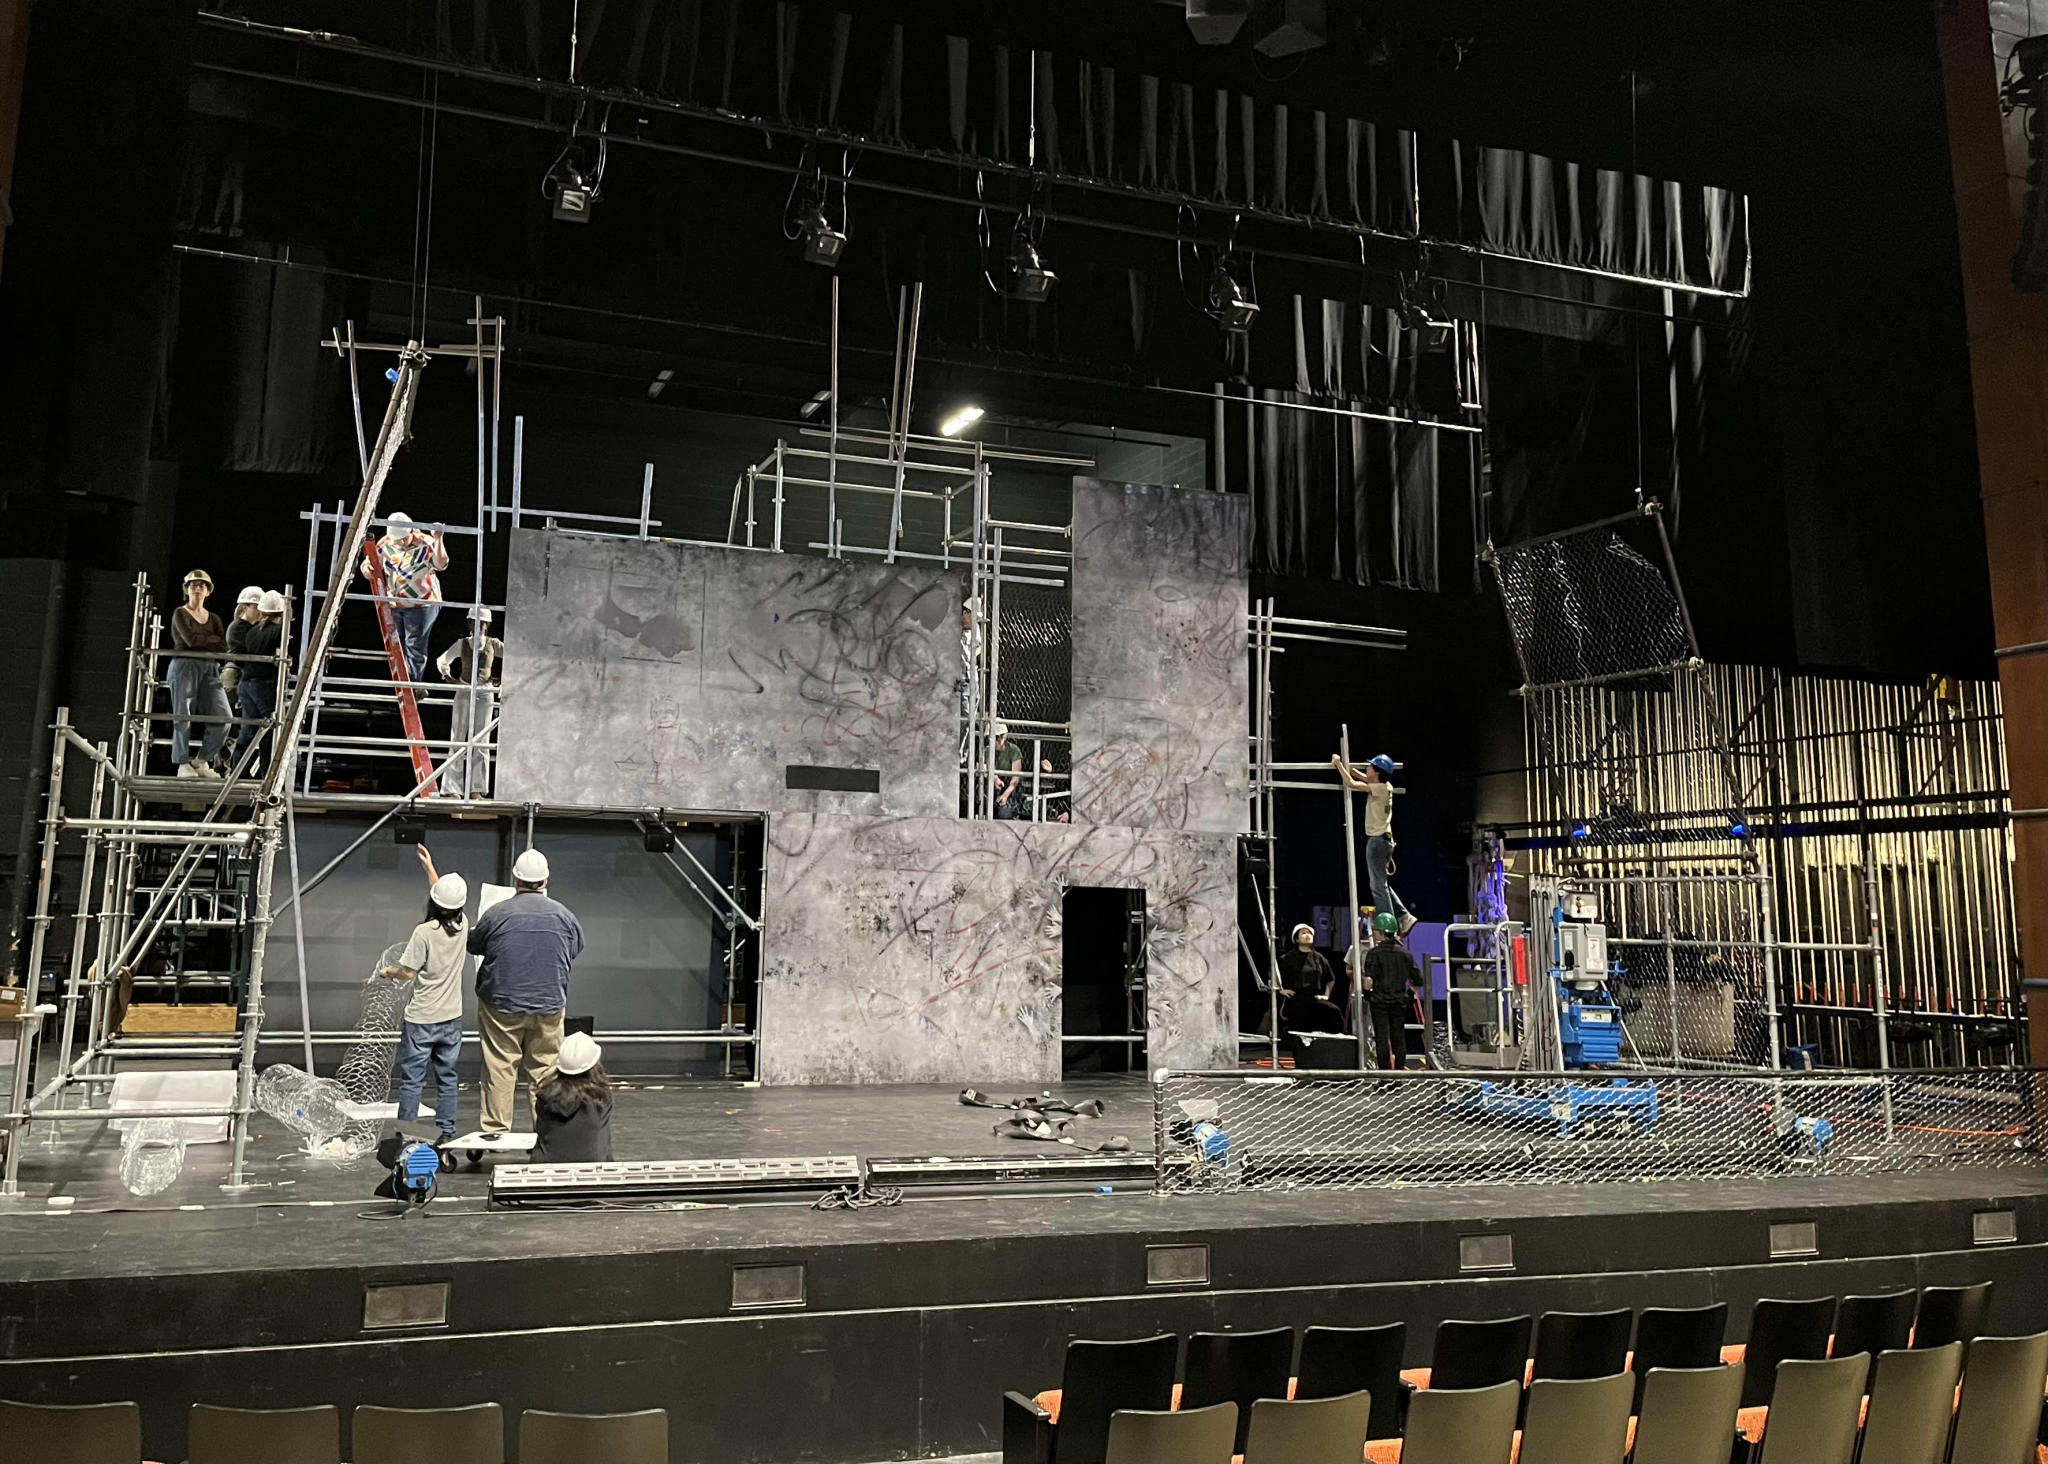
[1368,754,1397,775]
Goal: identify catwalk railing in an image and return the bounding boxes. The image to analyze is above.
[1150,1065,2045,1194]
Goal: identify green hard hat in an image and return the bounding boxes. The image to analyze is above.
[1372,911,1399,935]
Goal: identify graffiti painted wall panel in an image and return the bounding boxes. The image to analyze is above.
[1070,481,1249,834]
[497,529,958,815]
[759,815,1237,1083]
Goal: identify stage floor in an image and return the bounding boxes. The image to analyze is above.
[2,1077,2041,1464]
[0,1075,2041,1284]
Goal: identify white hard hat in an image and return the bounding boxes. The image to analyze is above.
[468,607,494,624]
[236,585,264,606]
[993,720,1009,737]
[512,848,550,883]
[258,590,287,615]
[1291,923,1315,941]
[555,1030,601,1076]
[430,872,468,910]
[385,512,413,529]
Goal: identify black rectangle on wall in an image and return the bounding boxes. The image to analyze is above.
[785,765,882,793]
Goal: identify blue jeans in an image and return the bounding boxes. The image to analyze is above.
[235,676,275,770]
[395,1018,462,1136]
[391,604,439,687]
[167,657,229,766]
[1366,833,1411,921]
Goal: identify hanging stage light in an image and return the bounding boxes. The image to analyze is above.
[801,209,847,268]
[1206,255,1259,333]
[1008,223,1057,303]
[939,405,986,437]
[547,154,595,223]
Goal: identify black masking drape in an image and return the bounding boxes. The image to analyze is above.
[1225,296,1470,590]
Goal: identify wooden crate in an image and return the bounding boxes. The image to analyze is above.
[121,1003,238,1034]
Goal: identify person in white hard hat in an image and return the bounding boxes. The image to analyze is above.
[466,846,585,1133]
[232,590,288,774]
[168,569,231,778]
[532,1030,614,1163]
[435,606,503,799]
[360,510,449,687]
[379,846,472,1140]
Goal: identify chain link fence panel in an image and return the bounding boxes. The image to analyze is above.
[1153,1067,2043,1193]
[1491,522,1693,689]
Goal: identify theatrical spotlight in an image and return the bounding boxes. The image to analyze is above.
[1729,819,1750,839]
[1206,255,1259,333]
[1007,222,1057,303]
[640,816,677,854]
[544,149,601,223]
[939,405,986,438]
[801,209,847,268]
[1569,820,1592,841]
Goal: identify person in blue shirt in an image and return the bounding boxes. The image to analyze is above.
[467,848,585,1133]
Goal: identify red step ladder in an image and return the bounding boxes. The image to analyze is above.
[361,551,438,794]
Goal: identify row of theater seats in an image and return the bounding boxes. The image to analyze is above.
[0,1400,664,1464]
[1003,1284,2046,1464]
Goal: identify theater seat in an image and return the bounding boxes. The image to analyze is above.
[1007,1335,1179,1464]
[0,1399,148,1464]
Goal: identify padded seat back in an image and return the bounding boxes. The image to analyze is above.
[1399,1379,1521,1464]
[1831,1290,1917,1386]
[1629,1364,1747,1464]
[1517,1372,1633,1464]
[1630,1305,1728,1414]
[1102,1402,1237,1464]
[1242,1391,1372,1464]
[1053,1335,1180,1464]
[1530,1310,1633,1382]
[1181,1328,1295,1454]
[1295,1323,1407,1439]
[1856,1343,1963,1464]
[1738,1297,1837,1408]
[0,1400,141,1464]
[1947,1330,2048,1464]
[1429,1314,1532,1392]
[1754,1354,1867,1464]
[519,1408,668,1464]
[351,1402,504,1464]
[1910,1281,1992,1350]
[189,1403,340,1464]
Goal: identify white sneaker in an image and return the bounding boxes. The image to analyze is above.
[192,761,221,780]
[175,762,202,779]
[1398,912,1418,936]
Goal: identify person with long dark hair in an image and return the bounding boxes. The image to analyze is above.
[379,846,469,1140]
[533,1031,614,1162]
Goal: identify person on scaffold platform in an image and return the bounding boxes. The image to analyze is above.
[361,510,449,689]
[1333,751,1417,936]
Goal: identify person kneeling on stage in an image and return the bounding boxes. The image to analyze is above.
[1362,911,1423,1069]
[379,846,468,1141]
[534,1031,615,1163]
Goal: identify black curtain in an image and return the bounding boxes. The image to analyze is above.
[1226,294,1469,590]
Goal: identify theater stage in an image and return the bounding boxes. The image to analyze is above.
[0,1078,2041,1464]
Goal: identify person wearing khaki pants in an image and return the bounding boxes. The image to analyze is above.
[467,848,586,1133]
[478,1006,565,1132]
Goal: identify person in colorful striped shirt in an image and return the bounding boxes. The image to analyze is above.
[362,511,449,686]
